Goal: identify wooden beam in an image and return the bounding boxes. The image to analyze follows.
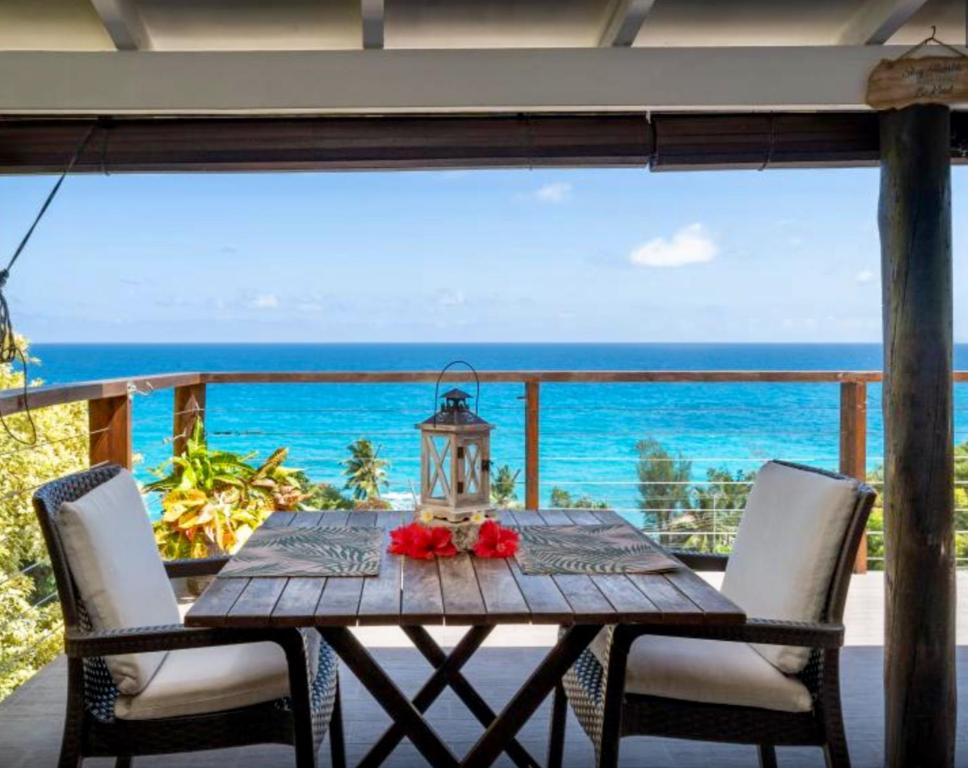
[525,381,540,511]
[879,104,956,768]
[88,395,132,469]
[599,0,656,47]
[837,0,929,45]
[5,111,968,175]
[173,383,206,456]
[0,47,939,115]
[89,0,152,51]
[839,381,868,573]
[361,0,385,50]
[651,112,882,170]
[0,115,651,173]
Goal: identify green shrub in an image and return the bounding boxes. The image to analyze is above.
[0,338,87,700]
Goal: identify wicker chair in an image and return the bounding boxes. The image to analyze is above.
[33,464,346,768]
[549,461,876,768]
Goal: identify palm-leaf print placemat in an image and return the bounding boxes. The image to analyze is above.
[515,524,679,575]
[218,526,382,578]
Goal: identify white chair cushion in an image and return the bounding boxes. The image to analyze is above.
[721,461,857,674]
[114,634,318,720]
[590,630,812,713]
[58,469,181,695]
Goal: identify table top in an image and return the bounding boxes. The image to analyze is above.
[185,509,745,629]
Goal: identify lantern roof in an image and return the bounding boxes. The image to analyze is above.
[418,386,493,430]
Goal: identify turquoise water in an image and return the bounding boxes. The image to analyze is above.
[28,343,968,518]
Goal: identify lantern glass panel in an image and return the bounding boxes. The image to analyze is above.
[425,434,452,501]
[462,441,481,496]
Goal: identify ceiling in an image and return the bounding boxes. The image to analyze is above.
[0,0,965,52]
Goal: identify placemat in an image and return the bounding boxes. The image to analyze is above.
[218,526,383,578]
[515,524,679,575]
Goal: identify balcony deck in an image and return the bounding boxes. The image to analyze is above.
[2,572,966,768]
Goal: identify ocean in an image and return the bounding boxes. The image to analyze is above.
[27,343,968,521]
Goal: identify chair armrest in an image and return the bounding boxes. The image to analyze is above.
[164,556,230,578]
[64,623,302,658]
[668,550,729,571]
[618,618,845,649]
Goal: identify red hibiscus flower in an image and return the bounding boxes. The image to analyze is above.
[388,523,457,559]
[473,521,519,559]
[388,522,421,556]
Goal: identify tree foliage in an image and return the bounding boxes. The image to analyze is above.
[549,486,608,509]
[147,420,307,558]
[491,464,519,507]
[0,339,87,699]
[342,438,389,501]
[636,438,754,552]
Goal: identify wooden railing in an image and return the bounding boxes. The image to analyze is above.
[9,367,968,574]
[0,369,905,573]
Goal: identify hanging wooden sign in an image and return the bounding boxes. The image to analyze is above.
[867,55,968,110]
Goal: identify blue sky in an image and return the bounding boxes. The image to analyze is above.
[1,166,967,343]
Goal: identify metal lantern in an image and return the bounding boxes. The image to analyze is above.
[416,362,496,549]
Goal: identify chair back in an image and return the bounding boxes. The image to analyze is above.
[33,464,124,630]
[721,460,876,673]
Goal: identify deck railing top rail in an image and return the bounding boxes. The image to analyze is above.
[0,368,945,418]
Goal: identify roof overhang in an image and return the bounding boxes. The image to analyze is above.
[0,47,937,116]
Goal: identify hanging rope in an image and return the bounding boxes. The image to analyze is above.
[0,122,99,445]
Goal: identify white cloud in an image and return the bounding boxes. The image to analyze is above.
[629,223,718,268]
[249,293,279,309]
[855,269,876,284]
[534,182,572,204]
[438,290,466,307]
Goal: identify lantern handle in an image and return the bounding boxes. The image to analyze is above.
[433,360,481,425]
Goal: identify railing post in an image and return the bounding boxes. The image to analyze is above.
[88,395,132,469]
[839,380,867,573]
[173,383,206,455]
[525,379,540,511]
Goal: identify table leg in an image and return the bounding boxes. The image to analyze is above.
[357,625,496,768]
[318,627,460,768]
[402,626,541,768]
[461,624,603,768]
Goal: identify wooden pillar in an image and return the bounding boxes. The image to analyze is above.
[839,380,868,573]
[88,395,132,469]
[525,380,540,510]
[879,104,956,768]
[173,383,206,455]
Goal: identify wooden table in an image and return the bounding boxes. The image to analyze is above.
[186,508,745,768]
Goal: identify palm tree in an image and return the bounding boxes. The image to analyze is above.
[342,438,389,501]
[635,437,693,533]
[491,465,519,506]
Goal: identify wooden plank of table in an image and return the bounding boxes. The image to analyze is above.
[236,508,333,626]
[227,577,288,627]
[551,574,616,624]
[625,573,705,625]
[314,512,380,625]
[472,556,530,622]
[503,507,574,623]
[263,511,296,528]
[287,510,324,527]
[185,576,248,627]
[401,555,444,624]
[272,577,327,626]
[538,509,572,526]
[503,508,541,526]
[590,574,660,619]
[590,509,743,624]
[561,509,602,526]
[662,566,745,623]
[438,553,488,624]
[357,510,404,625]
